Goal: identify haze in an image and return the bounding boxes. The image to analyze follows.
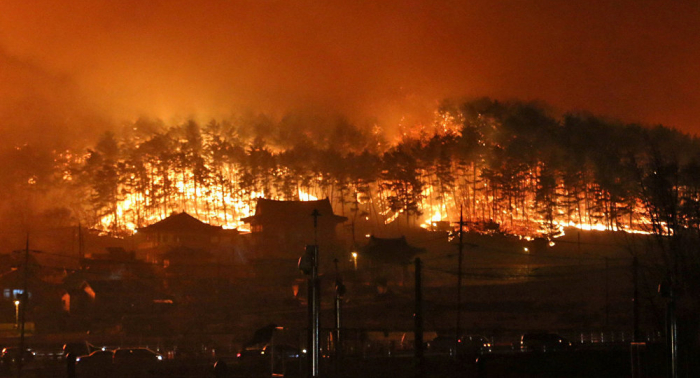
[1,0,699,147]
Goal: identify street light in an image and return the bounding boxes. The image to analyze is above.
[351,252,358,270]
[14,300,19,329]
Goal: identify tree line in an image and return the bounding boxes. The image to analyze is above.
[3,98,700,241]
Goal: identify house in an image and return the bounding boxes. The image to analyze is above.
[79,247,149,280]
[62,276,174,334]
[359,236,425,266]
[241,198,348,260]
[359,236,425,288]
[0,266,57,333]
[0,251,48,308]
[135,212,239,262]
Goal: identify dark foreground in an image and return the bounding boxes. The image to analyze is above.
[2,342,669,378]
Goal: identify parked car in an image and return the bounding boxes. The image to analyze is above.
[112,348,163,377]
[262,344,301,359]
[1,347,35,366]
[63,342,94,358]
[520,332,572,352]
[75,350,114,377]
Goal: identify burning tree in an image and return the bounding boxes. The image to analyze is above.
[5,98,700,245]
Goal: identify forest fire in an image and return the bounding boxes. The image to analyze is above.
[3,4,700,378]
[58,99,688,240]
[0,100,691,245]
[94,161,651,239]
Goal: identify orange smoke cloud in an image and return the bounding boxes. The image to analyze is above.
[0,0,699,147]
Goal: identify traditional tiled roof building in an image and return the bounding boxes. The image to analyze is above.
[135,212,239,262]
[242,198,347,260]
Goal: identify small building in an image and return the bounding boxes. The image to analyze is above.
[62,276,174,334]
[360,236,425,265]
[0,267,57,333]
[79,247,146,280]
[135,212,239,262]
[241,198,348,260]
[359,236,425,288]
[0,251,47,305]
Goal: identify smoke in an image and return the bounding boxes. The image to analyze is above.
[0,0,699,147]
[0,48,110,148]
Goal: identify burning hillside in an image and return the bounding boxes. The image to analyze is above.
[0,98,696,244]
[9,99,692,241]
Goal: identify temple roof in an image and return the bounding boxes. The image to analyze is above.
[137,212,223,234]
[241,198,347,225]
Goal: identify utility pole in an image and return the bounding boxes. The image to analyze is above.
[605,257,610,328]
[310,209,321,378]
[414,258,425,378]
[454,206,467,357]
[633,256,640,342]
[299,209,322,378]
[333,258,345,377]
[456,207,464,350]
[668,293,678,378]
[659,277,678,378]
[303,246,315,378]
[18,234,30,378]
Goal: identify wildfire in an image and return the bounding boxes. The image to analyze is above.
[88,151,659,240]
[80,103,671,241]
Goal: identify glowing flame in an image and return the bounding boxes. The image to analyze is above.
[85,125,659,240]
[384,211,401,224]
[94,160,657,238]
[298,190,318,201]
[96,161,266,234]
[421,209,445,229]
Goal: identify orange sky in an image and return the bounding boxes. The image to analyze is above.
[1,0,699,146]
